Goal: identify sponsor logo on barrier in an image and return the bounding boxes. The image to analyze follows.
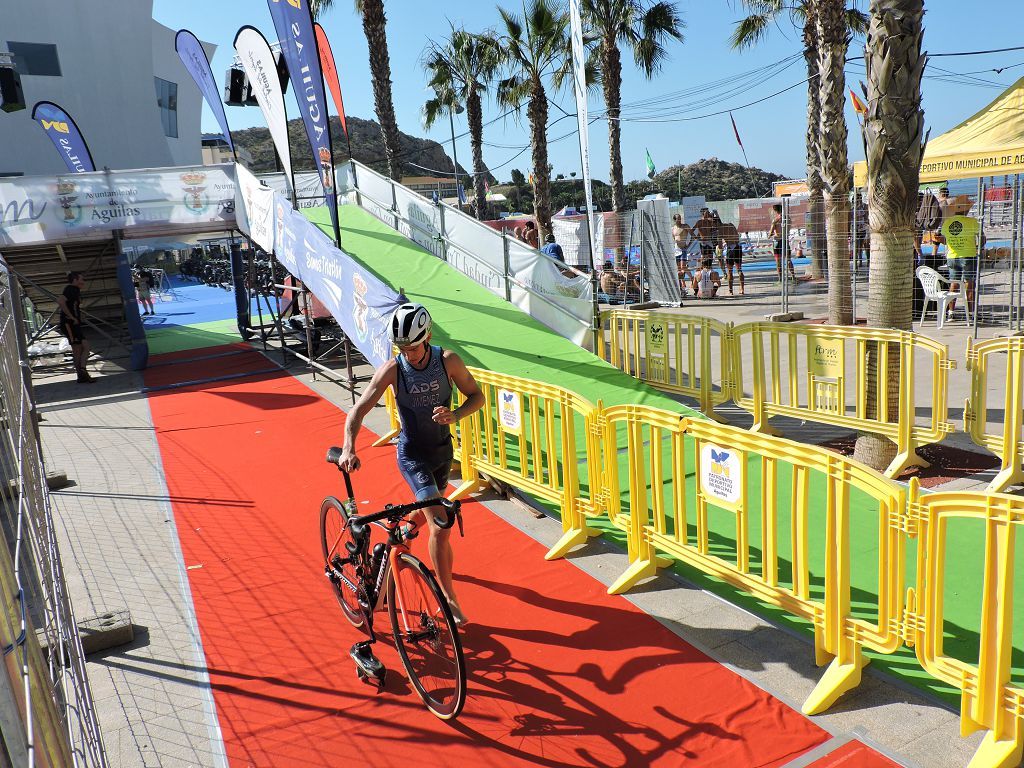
[55,180,82,224]
[498,389,522,434]
[809,337,843,379]
[700,443,743,509]
[646,320,667,356]
[352,272,369,344]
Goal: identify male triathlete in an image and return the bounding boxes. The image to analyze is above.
[337,303,484,631]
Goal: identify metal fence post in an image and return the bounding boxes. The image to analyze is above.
[502,230,513,303]
[438,203,448,263]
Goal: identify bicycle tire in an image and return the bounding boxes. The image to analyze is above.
[387,553,466,719]
[320,496,365,629]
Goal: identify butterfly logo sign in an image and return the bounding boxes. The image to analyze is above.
[498,389,522,434]
[701,443,743,508]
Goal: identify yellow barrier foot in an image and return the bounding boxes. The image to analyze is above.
[801,651,867,715]
[966,732,1023,768]
[655,555,673,568]
[371,428,401,448]
[988,466,1024,495]
[545,528,590,561]
[448,479,485,502]
[883,449,929,479]
[608,558,660,595]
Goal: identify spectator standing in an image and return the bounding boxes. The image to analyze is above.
[942,213,984,319]
[768,204,797,282]
[693,208,718,264]
[135,267,156,316]
[719,220,745,295]
[915,189,943,269]
[522,220,539,249]
[56,271,94,383]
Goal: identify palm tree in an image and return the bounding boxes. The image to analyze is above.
[851,0,925,470]
[313,1,403,180]
[730,1,867,283]
[423,28,501,219]
[816,0,853,325]
[494,0,572,241]
[583,0,684,213]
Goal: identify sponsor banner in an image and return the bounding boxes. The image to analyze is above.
[394,184,443,258]
[266,0,340,241]
[0,165,236,246]
[809,336,844,379]
[552,215,604,268]
[175,29,233,153]
[497,389,522,434]
[234,26,293,198]
[257,171,325,208]
[352,162,397,214]
[314,23,348,140]
[235,165,275,252]
[637,197,682,304]
[272,195,401,367]
[30,101,95,174]
[700,443,744,510]
[569,0,598,258]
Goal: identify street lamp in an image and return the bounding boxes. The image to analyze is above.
[569,171,578,210]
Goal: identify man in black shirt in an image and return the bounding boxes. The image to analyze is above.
[56,272,94,383]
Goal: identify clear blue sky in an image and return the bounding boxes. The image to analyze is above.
[154,0,1024,185]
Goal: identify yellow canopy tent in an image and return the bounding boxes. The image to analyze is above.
[853,75,1024,187]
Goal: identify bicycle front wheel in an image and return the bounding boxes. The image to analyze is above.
[320,496,365,629]
[387,553,466,719]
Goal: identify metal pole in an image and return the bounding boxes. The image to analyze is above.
[449,110,461,202]
[299,279,316,379]
[1010,174,1019,331]
[502,230,513,303]
[267,251,291,366]
[781,198,790,316]
[974,178,984,338]
[1019,176,1024,331]
[851,189,858,323]
[4,271,39,443]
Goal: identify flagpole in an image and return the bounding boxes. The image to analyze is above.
[730,112,761,197]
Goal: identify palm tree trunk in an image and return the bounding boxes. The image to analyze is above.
[467,90,487,220]
[816,0,852,325]
[852,0,925,470]
[529,79,553,241]
[602,40,626,213]
[803,14,826,280]
[361,0,402,180]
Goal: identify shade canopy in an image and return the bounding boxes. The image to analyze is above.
[853,75,1024,186]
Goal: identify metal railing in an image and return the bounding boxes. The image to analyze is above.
[0,258,107,767]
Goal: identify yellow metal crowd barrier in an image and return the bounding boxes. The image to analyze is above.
[599,407,906,715]
[731,322,955,478]
[907,482,1024,768]
[965,336,1024,493]
[599,310,730,420]
[448,367,603,560]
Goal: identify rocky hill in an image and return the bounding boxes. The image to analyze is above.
[232,114,474,180]
[650,157,788,202]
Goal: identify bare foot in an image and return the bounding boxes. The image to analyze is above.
[448,599,469,627]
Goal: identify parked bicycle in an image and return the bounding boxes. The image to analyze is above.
[320,447,467,720]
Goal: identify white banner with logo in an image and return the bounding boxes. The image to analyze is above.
[0,165,236,245]
[394,184,443,259]
[257,171,325,209]
[235,165,275,252]
[234,26,294,201]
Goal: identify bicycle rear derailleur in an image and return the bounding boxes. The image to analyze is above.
[350,641,387,690]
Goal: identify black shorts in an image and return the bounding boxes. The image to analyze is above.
[396,441,454,501]
[725,244,742,264]
[61,319,84,345]
[772,238,784,257]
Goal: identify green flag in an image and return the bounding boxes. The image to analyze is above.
[645,148,656,180]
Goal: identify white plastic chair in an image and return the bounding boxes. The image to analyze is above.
[915,265,969,329]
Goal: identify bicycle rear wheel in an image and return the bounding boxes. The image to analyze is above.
[320,496,364,629]
[387,553,466,719]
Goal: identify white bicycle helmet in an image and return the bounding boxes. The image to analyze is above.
[389,303,432,347]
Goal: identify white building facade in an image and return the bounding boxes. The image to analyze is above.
[0,0,213,176]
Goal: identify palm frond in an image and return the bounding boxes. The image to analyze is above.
[729,13,774,50]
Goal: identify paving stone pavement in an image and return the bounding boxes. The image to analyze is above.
[34,344,1000,767]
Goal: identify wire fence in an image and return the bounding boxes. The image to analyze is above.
[0,257,107,767]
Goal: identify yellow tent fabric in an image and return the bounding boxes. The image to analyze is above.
[853,75,1024,186]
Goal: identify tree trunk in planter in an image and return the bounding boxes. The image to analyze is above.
[467,89,487,220]
[852,0,925,471]
[803,13,827,280]
[528,79,553,241]
[817,0,853,325]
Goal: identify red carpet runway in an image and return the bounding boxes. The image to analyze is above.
[143,345,895,767]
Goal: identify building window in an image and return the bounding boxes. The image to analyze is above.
[154,77,178,138]
[6,42,61,76]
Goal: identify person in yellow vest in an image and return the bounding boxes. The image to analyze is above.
[941,213,984,319]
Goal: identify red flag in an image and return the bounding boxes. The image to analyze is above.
[849,88,867,116]
[314,23,348,140]
[729,112,744,149]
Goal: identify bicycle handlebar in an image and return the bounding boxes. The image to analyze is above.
[325,446,460,529]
